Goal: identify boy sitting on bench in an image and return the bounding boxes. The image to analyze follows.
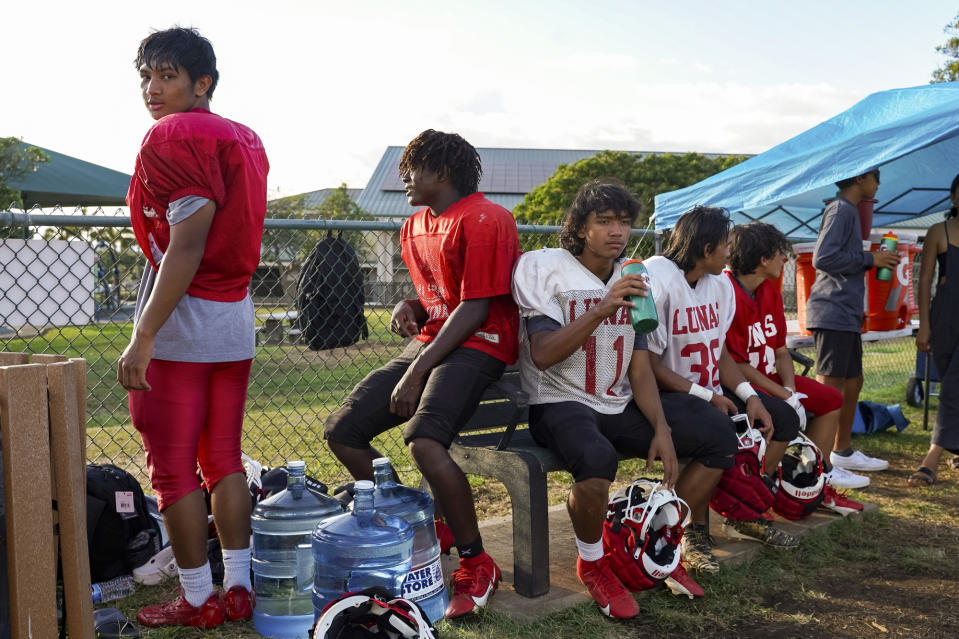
[644,206,801,549]
[723,222,865,514]
[510,180,737,618]
[324,130,520,618]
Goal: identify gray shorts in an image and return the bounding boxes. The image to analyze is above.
[812,329,863,378]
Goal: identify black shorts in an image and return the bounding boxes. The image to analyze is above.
[722,385,800,443]
[528,393,737,483]
[323,340,505,449]
[812,329,863,378]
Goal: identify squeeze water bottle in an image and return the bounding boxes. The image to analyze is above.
[311,480,413,621]
[875,232,898,282]
[371,458,449,622]
[252,460,345,639]
[620,259,658,333]
[91,574,136,604]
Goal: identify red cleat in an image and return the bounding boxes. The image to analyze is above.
[665,563,705,598]
[220,586,254,621]
[445,552,501,618]
[434,519,454,555]
[137,590,224,629]
[577,556,639,619]
[820,485,864,516]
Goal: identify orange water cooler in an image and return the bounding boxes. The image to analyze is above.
[794,242,816,336]
[865,231,916,331]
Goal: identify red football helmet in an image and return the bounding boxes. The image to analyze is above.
[710,414,776,521]
[603,479,690,592]
[772,432,825,520]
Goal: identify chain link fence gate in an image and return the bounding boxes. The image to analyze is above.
[0,209,922,490]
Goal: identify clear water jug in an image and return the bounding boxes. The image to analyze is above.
[311,480,413,620]
[371,457,449,622]
[252,461,345,639]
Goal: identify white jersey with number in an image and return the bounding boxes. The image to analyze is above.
[644,256,735,394]
[511,249,635,414]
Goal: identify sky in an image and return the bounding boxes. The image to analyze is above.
[4,0,957,199]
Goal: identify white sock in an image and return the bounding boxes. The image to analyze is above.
[179,562,214,608]
[222,547,253,592]
[575,536,604,562]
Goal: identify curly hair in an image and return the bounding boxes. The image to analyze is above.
[728,222,790,276]
[398,130,482,196]
[559,179,641,256]
[135,27,219,98]
[662,206,730,273]
[948,173,959,220]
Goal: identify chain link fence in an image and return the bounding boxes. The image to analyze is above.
[0,209,923,490]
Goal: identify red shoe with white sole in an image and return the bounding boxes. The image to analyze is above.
[445,552,501,618]
[577,556,639,619]
[664,563,705,598]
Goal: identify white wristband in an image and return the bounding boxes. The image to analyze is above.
[688,383,714,403]
[735,381,759,403]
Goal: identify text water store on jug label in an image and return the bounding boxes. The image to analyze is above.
[402,557,444,601]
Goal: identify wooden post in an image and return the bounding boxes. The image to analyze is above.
[0,364,58,639]
[47,362,94,639]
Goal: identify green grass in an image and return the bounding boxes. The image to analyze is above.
[70,328,959,637]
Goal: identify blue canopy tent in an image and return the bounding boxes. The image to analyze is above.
[653,82,959,238]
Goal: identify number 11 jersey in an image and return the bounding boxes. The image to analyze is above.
[512,248,638,414]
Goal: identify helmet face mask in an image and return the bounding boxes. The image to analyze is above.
[772,433,825,520]
[603,479,690,591]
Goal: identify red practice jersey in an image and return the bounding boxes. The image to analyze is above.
[127,108,269,302]
[400,192,520,364]
[724,273,787,378]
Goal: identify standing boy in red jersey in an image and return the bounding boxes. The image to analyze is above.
[724,222,865,515]
[119,27,268,629]
[324,130,520,618]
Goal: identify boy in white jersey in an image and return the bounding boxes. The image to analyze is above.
[645,206,801,548]
[512,181,738,618]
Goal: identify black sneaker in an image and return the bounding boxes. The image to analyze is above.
[722,518,800,548]
[681,523,720,573]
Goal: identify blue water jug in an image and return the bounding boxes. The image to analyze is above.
[252,461,345,639]
[372,457,449,622]
[311,480,413,619]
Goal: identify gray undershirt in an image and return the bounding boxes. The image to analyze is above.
[133,196,255,362]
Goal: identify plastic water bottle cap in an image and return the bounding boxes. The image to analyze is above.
[373,457,390,468]
[355,480,374,491]
[288,460,305,472]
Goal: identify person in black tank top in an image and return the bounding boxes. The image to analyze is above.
[911,173,959,485]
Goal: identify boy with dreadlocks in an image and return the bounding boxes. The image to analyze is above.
[324,129,520,619]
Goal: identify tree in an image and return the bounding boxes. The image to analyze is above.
[0,137,48,209]
[514,150,747,229]
[931,11,959,83]
[0,137,49,239]
[264,183,373,263]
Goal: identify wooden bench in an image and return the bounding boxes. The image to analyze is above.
[441,368,642,598]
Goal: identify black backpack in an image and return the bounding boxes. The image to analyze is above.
[296,232,369,350]
[86,464,161,582]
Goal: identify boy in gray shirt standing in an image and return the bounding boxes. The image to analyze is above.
[806,169,899,475]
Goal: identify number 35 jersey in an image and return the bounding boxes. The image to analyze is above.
[512,249,638,414]
[643,256,736,394]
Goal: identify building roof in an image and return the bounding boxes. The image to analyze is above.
[270,187,363,209]
[9,142,131,208]
[356,146,746,218]
[356,147,606,217]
